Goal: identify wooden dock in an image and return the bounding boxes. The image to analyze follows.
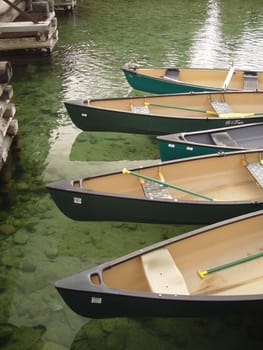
[54,0,76,11]
[0,61,18,172]
[0,0,59,53]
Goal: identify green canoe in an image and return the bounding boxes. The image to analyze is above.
[122,64,263,94]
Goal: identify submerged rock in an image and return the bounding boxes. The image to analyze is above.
[13,231,29,245]
[21,261,37,273]
[0,223,16,236]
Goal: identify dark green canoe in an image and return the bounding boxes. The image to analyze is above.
[157,122,263,161]
[55,210,263,318]
[122,65,263,94]
[64,91,263,134]
[46,149,263,225]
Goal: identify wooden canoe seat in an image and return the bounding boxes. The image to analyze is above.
[141,180,172,200]
[247,162,263,188]
[243,72,258,90]
[131,105,149,114]
[210,131,239,147]
[164,68,180,81]
[141,248,190,295]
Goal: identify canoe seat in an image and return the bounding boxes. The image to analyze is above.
[131,106,149,114]
[210,132,239,147]
[141,180,172,200]
[141,248,189,295]
[243,72,258,90]
[164,68,180,81]
[247,162,263,188]
[210,101,233,115]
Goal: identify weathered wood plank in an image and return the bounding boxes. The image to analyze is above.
[0,30,58,51]
[0,11,56,33]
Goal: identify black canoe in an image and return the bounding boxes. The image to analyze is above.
[55,210,263,318]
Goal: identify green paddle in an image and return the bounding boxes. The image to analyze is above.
[122,168,214,201]
[147,102,263,118]
[198,251,263,278]
[147,102,217,115]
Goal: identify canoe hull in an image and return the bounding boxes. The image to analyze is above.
[158,139,238,161]
[56,279,263,318]
[46,180,263,224]
[64,99,263,135]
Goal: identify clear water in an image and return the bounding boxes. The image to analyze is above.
[1,0,263,348]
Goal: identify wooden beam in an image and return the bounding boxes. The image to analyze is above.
[2,0,39,23]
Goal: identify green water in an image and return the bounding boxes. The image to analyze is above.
[1,0,263,348]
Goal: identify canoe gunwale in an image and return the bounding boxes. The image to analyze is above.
[47,179,263,205]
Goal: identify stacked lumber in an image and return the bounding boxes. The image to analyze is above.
[0,0,58,53]
[0,61,18,172]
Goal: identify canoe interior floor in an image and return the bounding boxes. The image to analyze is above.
[167,169,263,201]
[192,257,263,296]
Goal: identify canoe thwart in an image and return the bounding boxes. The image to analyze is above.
[222,65,235,89]
[141,180,173,200]
[141,248,190,295]
[210,101,233,115]
[210,132,239,147]
[244,72,258,90]
[247,162,263,188]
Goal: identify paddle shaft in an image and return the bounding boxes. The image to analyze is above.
[148,102,263,118]
[122,168,214,201]
[198,251,263,278]
[147,102,216,115]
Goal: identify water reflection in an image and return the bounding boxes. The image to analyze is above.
[190,0,263,69]
[43,123,159,182]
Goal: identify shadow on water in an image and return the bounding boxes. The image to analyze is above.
[70,316,263,350]
[70,132,159,162]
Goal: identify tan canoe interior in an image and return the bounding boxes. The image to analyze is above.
[76,151,263,202]
[90,213,263,296]
[88,91,263,119]
[134,67,263,90]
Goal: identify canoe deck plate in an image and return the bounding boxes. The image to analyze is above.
[131,106,149,114]
[247,162,263,188]
[210,101,232,115]
[142,180,172,200]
